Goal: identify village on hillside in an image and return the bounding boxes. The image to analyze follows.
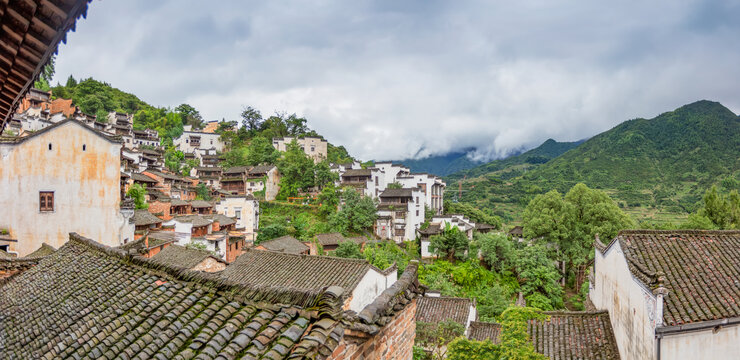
[1,1,739,360]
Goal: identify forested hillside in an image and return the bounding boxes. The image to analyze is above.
[450,101,740,224]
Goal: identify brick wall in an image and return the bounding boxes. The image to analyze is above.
[148,201,171,220]
[328,298,417,360]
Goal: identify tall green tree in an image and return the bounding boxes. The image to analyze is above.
[329,188,377,234]
[689,185,740,229]
[175,103,204,129]
[245,136,279,165]
[429,224,469,262]
[126,184,148,210]
[478,232,516,273]
[334,241,363,259]
[277,141,316,198]
[241,106,263,133]
[522,183,633,288]
[314,160,338,189]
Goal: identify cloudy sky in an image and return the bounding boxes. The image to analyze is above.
[54,0,740,161]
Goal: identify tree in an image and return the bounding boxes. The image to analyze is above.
[446,338,500,360]
[334,241,363,259]
[34,55,55,91]
[126,184,148,210]
[175,103,204,129]
[65,75,77,88]
[693,185,740,229]
[277,141,316,198]
[245,136,279,165]
[522,183,633,289]
[256,224,287,244]
[514,245,563,310]
[164,148,185,173]
[241,106,263,133]
[285,113,309,136]
[478,232,515,273]
[314,160,338,189]
[429,224,469,262]
[329,188,377,234]
[318,184,340,216]
[195,184,212,201]
[415,320,465,360]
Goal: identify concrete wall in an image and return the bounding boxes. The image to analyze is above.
[0,121,126,256]
[660,325,740,359]
[265,167,280,201]
[273,137,327,163]
[329,298,417,360]
[591,240,658,359]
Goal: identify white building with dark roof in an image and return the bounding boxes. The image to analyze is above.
[375,187,426,242]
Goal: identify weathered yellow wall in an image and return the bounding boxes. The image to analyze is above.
[0,122,124,256]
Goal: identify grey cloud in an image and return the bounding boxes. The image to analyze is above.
[53,0,740,161]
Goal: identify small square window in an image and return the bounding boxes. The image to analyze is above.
[40,191,54,212]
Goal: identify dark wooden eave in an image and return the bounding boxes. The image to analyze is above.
[0,0,92,134]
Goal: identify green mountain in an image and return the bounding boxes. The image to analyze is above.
[385,150,484,177]
[450,101,740,224]
[446,138,584,182]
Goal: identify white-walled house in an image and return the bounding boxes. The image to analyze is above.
[173,126,224,153]
[591,230,740,360]
[272,136,327,163]
[418,214,477,259]
[214,195,259,241]
[220,249,398,312]
[0,120,134,256]
[396,173,446,215]
[375,188,426,243]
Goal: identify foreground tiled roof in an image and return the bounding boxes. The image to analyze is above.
[415,296,473,325]
[149,244,224,269]
[133,209,163,226]
[25,243,56,258]
[221,249,379,299]
[468,321,501,343]
[528,311,620,360]
[0,233,345,359]
[597,230,740,326]
[259,236,310,255]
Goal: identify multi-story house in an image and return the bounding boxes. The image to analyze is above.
[375,188,426,243]
[396,173,446,215]
[272,136,328,163]
[215,195,259,242]
[418,214,477,259]
[221,165,280,200]
[591,230,740,359]
[173,125,224,153]
[0,120,135,256]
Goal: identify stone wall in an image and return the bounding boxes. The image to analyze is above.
[328,298,416,360]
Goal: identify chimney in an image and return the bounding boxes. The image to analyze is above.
[652,272,669,327]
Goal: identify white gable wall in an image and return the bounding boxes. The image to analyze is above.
[591,240,658,359]
[348,268,398,312]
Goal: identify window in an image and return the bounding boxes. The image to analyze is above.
[310,146,315,152]
[235,208,242,219]
[48,143,52,150]
[40,191,54,212]
[82,144,86,151]
[416,210,419,216]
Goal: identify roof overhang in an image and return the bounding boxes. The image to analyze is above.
[0,0,92,134]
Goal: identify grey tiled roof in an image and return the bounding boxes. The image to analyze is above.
[133,209,162,226]
[220,249,376,297]
[341,169,371,177]
[258,236,310,254]
[379,188,413,198]
[528,311,620,359]
[174,215,212,227]
[24,243,56,259]
[190,200,213,208]
[0,233,344,359]
[206,214,236,227]
[131,173,157,183]
[415,296,473,325]
[468,321,501,343]
[149,244,222,269]
[315,232,345,246]
[596,230,740,326]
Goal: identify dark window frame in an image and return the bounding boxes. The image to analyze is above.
[40,191,54,212]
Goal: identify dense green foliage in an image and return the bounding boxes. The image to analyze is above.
[415,320,466,359]
[363,241,418,273]
[328,188,377,234]
[522,183,632,292]
[449,101,740,224]
[333,241,363,259]
[126,184,148,209]
[429,224,469,261]
[443,307,549,360]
